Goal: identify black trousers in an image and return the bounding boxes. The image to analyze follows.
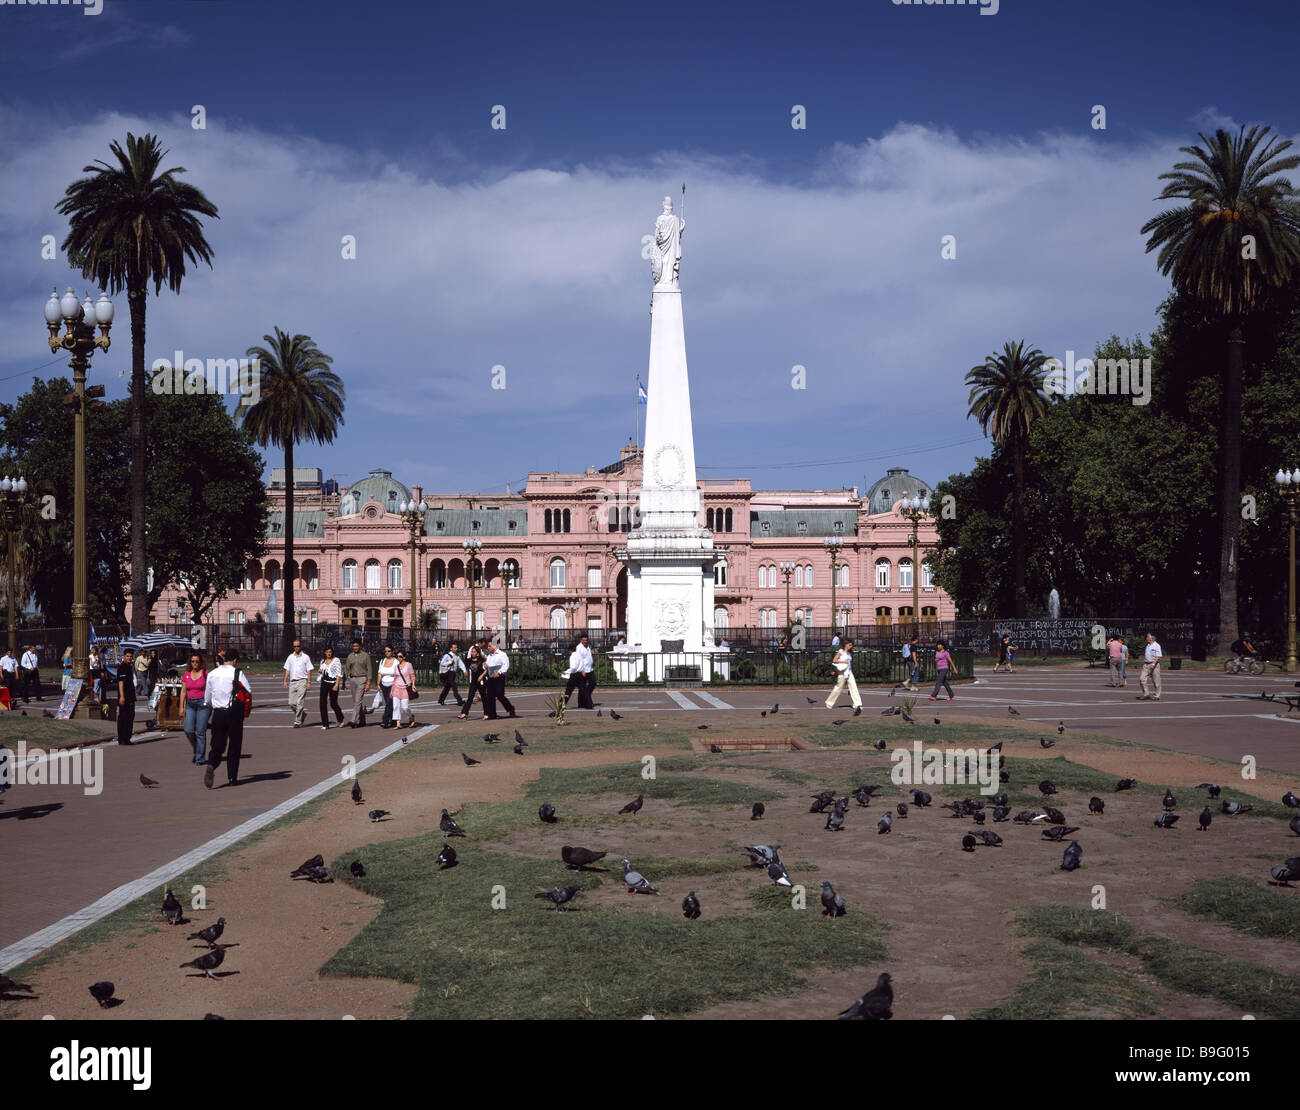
[319,681,343,725]
[487,675,514,717]
[564,672,594,709]
[461,672,484,714]
[208,706,245,783]
[438,672,464,705]
[21,668,41,701]
[117,701,135,743]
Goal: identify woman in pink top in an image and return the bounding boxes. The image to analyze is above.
[181,653,211,764]
[930,640,955,701]
[391,650,418,729]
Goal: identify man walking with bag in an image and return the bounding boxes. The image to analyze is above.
[204,649,252,788]
[437,641,467,707]
[282,638,313,727]
[344,638,372,728]
[483,640,517,720]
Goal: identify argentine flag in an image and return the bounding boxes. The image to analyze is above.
[637,378,648,404]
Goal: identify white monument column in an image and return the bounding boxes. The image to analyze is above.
[621,195,716,679]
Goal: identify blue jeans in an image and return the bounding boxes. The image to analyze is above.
[184,698,211,762]
[906,656,919,685]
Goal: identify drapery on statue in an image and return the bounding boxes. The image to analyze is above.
[651,195,685,289]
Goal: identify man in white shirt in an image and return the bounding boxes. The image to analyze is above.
[1,649,18,702]
[483,643,516,719]
[204,649,253,788]
[437,641,468,707]
[19,645,41,702]
[563,634,595,709]
[1138,633,1162,701]
[282,638,313,727]
[825,639,863,713]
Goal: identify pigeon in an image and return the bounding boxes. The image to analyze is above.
[1116,778,1136,791]
[1198,807,1212,831]
[901,709,915,724]
[597,709,603,717]
[1291,815,1300,837]
[461,753,480,766]
[820,881,846,917]
[751,802,765,820]
[1221,800,1254,816]
[698,724,710,729]
[1040,738,1055,749]
[767,859,793,886]
[538,802,557,823]
[831,720,846,726]
[440,809,467,837]
[897,802,909,818]
[619,794,644,816]
[609,711,623,721]
[933,718,941,726]
[991,793,1009,807]
[1268,863,1300,887]
[1088,796,1105,815]
[301,865,333,883]
[1154,813,1180,829]
[809,791,836,813]
[1061,840,1082,871]
[909,790,932,807]
[710,744,722,753]
[682,891,702,919]
[770,704,780,715]
[162,888,183,925]
[88,981,116,1007]
[368,809,390,823]
[992,806,1011,822]
[1000,769,1011,783]
[1008,706,1020,716]
[350,860,366,877]
[853,788,873,808]
[1057,721,1065,734]
[1013,810,1041,824]
[1162,789,1177,811]
[1196,782,1221,797]
[1044,806,1066,826]
[1039,781,1058,797]
[290,854,325,878]
[877,812,893,834]
[514,730,528,746]
[972,811,987,825]
[139,773,159,788]
[513,743,525,755]
[0,975,35,995]
[535,889,582,915]
[436,843,458,869]
[879,707,894,717]
[1041,825,1081,841]
[825,807,845,832]
[621,859,659,895]
[977,830,1003,847]
[203,1013,225,1020]
[351,780,363,805]
[180,945,227,979]
[961,833,977,852]
[807,697,817,704]
[987,741,1004,754]
[873,737,887,750]
[1283,791,1300,809]
[482,733,500,743]
[743,844,781,867]
[188,917,226,948]
[838,973,893,1020]
[561,845,606,871]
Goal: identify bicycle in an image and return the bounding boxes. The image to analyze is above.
[1223,656,1265,675]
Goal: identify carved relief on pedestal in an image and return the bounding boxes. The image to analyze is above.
[652,443,685,488]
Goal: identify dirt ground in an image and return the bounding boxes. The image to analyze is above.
[5,717,1297,1021]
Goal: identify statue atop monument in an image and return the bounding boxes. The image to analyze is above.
[651,195,684,289]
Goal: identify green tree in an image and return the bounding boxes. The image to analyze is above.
[1140,124,1300,647]
[241,328,345,655]
[964,339,1051,617]
[143,392,269,625]
[56,132,219,634]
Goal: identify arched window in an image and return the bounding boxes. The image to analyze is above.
[836,565,847,588]
[725,508,733,532]
[806,564,815,588]
[899,557,913,589]
[302,560,319,590]
[921,562,935,588]
[388,559,403,591]
[875,559,890,589]
[341,608,358,627]
[341,559,357,590]
[921,605,938,630]
[428,560,447,589]
[365,559,380,590]
[562,508,571,533]
[364,608,381,630]
[758,566,767,589]
[713,606,729,629]
[875,605,892,627]
[706,508,713,529]
[544,508,553,533]
[502,559,520,587]
[794,565,803,588]
[549,558,566,589]
[387,607,404,628]
[228,611,245,628]
[608,506,620,531]
[549,606,566,630]
[265,560,282,590]
[714,560,728,587]
[244,560,261,591]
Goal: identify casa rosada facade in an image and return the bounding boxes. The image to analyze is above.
[146,446,954,638]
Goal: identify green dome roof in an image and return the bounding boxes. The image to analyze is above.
[339,469,411,516]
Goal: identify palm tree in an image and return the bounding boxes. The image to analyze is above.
[57,132,218,633]
[965,339,1051,618]
[1141,124,1300,648]
[241,329,345,655]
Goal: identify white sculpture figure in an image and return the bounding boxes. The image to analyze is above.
[651,195,685,289]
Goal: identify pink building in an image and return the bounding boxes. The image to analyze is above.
[148,446,954,638]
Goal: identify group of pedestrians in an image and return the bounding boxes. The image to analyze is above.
[0,645,47,703]
[438,638,516,720]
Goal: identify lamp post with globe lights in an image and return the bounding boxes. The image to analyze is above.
[1276,469,1299,674]
[824,537,845,637]
[462,538,483,635]
[46,287,112,690]
[778,561,795,630]
[0,477,30,657]
[900,495,932,638]
[400,498,428,636]
[565,598,581,632]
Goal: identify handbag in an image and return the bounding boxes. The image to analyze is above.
[402,663,419,700]
[232,666,253,718]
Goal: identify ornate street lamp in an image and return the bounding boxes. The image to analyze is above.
[778,561,795,630]
[46,287,112,691]
[1276,469,1299,674]
[400,498,427,635]
[839,601,855,635]
[900,495,932,638]
[564,598,581,631]
[462,538,483,634]
[0,476,30,657]
[824,537,845,636]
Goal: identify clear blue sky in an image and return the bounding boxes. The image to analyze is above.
[1,0,1293,495]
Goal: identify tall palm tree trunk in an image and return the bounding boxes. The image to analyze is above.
[283,438,295,656]
[1012,437,1028,618]
[128,283,148,633]
[1216,326,1245,650]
